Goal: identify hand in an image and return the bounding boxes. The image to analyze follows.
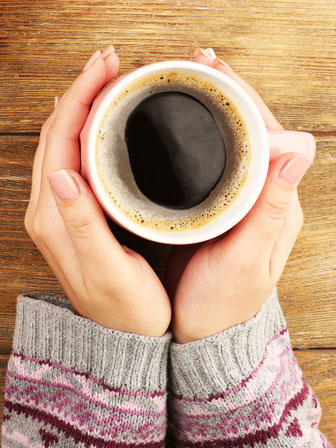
[165,48,315,343]
[24,47,171,337]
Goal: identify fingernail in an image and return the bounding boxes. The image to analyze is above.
[101,44,115,59]
[47,169,80,202]
[83,50,101,72]
[279,155,312,186]
[54,96,59,108]
[214,57,234,72]
[195,47,217,61]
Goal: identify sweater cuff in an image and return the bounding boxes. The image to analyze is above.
[14,294,171,393]
[169,288,286,397]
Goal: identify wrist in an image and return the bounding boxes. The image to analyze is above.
[170,289,287,396]
[172,328,193,344]
[172,285,275,343]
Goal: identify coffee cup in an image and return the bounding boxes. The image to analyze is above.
[80,60,315,245]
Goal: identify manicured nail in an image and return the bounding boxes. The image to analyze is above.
[101,45,115,59]
[47,169,80,202]
[194,47,217,61]
[279,155,312,186]
[83,50,101,72]
[214,57,234,72]
[203,48,217,60]
[54,96,59,108]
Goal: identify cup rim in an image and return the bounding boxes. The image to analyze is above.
[86,60,269,245]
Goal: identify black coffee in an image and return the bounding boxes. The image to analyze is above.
[95,71,250,232]
[125,92,226,209]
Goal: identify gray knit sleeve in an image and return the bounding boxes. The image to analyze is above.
[168,288,331,447]
[2,294,171,447]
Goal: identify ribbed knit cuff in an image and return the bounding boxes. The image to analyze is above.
[169,288,286,398]
[14,294,171,393]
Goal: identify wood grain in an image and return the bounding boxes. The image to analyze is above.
[1,0,335,440]
[0,351,335,442]
[1,134,334,350]
[278,135,336,348]
[1,0,336,133]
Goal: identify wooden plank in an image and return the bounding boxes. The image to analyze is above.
[1,0,336,132]
[278,137,336,348]
[0,134,335,350]
[0,351,335,442]
[279,135,336,348]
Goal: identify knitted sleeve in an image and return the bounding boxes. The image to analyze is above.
[168,288,331,447]
[2,294,171,447]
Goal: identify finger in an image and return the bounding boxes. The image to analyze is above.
[226,152,313,263]
[269,190,303,281]
[164,243,202,299]
[56,47,119,105]
[47,169,126,280]
[28,49,119,218]
[25,111,55,224]
[193,47,218,67]
[193,48,283,130]
[47,48,118,151]
[39,49,119,204]
[101,45,120,83]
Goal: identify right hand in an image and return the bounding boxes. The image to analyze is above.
[165,49,314,343]
[24,47,171,337]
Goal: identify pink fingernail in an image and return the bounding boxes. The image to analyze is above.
[199,47,217,61]
[279,155,312,186]
[54,96,59,108]
[83,50,101,72]
[101,45,115,59]
[214,58,233,72]
[47,169,80,202]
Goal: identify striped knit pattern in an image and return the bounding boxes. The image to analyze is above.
[2,295,171,447]
[168,289,331,447]
[1,291,331,447]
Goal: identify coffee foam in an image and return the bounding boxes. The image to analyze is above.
[95,72,250,231]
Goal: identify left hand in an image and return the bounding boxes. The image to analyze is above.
[24,47,171,337]
[164,49,314,343]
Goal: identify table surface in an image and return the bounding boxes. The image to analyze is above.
[1,0,335,442]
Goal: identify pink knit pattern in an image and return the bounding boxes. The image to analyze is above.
[169,330,331,447]
[3,352,166,447]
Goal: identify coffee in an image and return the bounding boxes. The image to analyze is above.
[95,71,250,232]
[125,91,226,209]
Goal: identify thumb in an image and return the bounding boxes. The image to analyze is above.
[47,169,124,271]
[230,152,313,259]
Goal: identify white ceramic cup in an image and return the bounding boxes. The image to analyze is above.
[80,60,315,245]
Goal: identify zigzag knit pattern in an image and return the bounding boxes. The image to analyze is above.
[1,292,331,447]
[2,295,171,447]
[168,290,331,447]
[3,352,167,447]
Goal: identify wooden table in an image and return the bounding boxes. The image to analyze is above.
[1,0,335,442]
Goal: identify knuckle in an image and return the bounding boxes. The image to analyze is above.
[31,217,45,240]
[31,211,51,242]
[297,205,304,229]
[41,119,51,137]
[260,199,289,222]
[64,214,93,240]
[24,209,32,235]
